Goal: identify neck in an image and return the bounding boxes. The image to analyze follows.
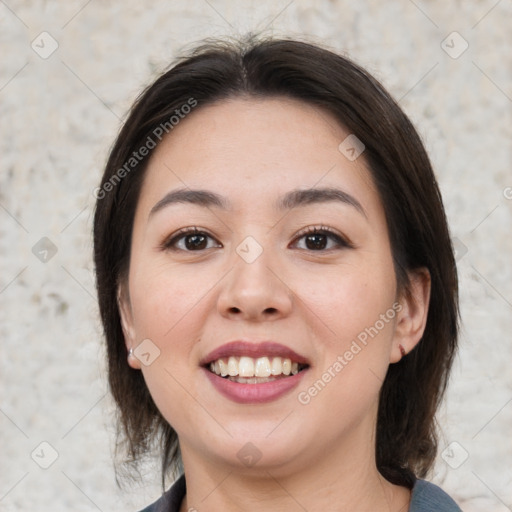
[178,424,411,512]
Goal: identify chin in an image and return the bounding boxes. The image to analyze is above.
[201,423,309,471]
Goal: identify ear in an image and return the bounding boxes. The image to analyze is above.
[117,283,141,370]
[390,268,431,363]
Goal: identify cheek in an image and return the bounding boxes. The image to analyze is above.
[128,260,214,339]
[127,264,212,429]
[292,255,397,346]
[291,254,397,412]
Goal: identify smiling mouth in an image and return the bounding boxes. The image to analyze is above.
[206,356,309,384]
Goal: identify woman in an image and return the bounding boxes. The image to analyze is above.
[93,36,461,511]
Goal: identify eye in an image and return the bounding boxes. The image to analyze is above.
[292,225,353,251]
[161,225,353,253]
[161,227,221,252]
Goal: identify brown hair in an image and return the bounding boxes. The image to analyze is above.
[93,35,459,489]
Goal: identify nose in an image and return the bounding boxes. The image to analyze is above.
[217,247,293,322]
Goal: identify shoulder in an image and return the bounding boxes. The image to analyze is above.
[410,479,462,512]
[137,474,186,512]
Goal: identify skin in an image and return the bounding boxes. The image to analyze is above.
[119,97,431,511]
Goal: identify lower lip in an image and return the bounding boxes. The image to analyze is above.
[202,367,308,404]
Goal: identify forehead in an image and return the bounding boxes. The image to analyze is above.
[137,97,378,217]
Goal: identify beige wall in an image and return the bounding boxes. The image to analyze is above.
[1,1,511,510]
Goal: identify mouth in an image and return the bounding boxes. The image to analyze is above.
[200,341,310,403]
[205,356,309,384]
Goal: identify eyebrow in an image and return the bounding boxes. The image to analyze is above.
[149,186,366,218]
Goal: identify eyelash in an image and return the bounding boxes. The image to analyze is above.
[160,225,354,252]
[295,225,354,250]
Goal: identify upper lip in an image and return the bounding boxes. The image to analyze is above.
[200,341,310,366]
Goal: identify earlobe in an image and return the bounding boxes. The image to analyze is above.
[117,285,141,370]
[390,268,431,364]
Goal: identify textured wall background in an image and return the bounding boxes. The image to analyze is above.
[1,1,511,511]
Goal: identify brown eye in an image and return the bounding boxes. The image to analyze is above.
[293,226,353,251]
[304,232,329,250]
[182,233,209,250]
[162,228,221,252]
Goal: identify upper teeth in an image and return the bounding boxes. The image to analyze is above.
[209,356,300,377]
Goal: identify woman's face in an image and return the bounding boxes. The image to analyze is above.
[119,97,419,475]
